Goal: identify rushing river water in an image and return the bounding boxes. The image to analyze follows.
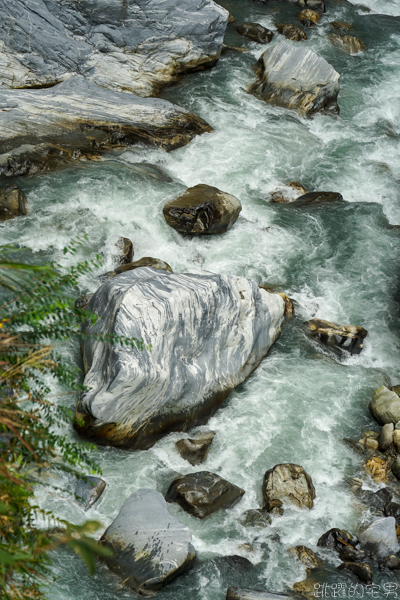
[2,0,400,598]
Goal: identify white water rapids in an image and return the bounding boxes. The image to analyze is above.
[1,0,400,598]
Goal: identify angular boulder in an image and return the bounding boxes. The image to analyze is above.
[288,546,323,569]
[175,431,215,465]
[369,386,400,425]
[74,475,106,511]
[165,471,245,518]
[114,257,173,275]
[0,77,211,177]
[227,590,293,600]
[289,192,344,206]
[74,268,285,449]
[0,0,228,96]
[262,464,315,510]
[298,10,320,26]
[358,517,399,559]
[0,184,28,220]
[250,42,340,116]
[236,23,273,44]
[305,319,368,355]
[317,528,358,552]
[163,184,242,236]
[276,24,307,42]
[240,509,271,528]
[329,34,365,55]
[100,489,196,593]
[114,237,133,266]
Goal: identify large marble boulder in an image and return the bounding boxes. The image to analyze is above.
[0,77,211,178]
[0,184,28,220]
[100,489,196,594]
[369,386,400,425]
[358,517,399,559]
[0,0,228,97]
[250,42,340,116]
[74,268,285,449]
[163,184,242,236]
[262,464,315,510]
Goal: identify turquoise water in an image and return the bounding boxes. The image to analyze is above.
[2,0,400,598]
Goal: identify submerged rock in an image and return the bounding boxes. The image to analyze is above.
[74,268,285,449]
[226,589,293,600]
[165,471,245,518]
[329,34,365,55]
[74,475,106,511]
[163,184,242,236]
[380,555,400,570]
[175,431,215,465]
[289,192,344,206]
[317,528,358,551]
[250,42,340,116]
[305,319,368,355]
[276,24,307,41]
[100,489,196,594]
[0,184,28,220]
[298,10,320,26]
[114,237,133,266]
[262,463,315,510]
[240,509,271,528]
[339,547,367,563]
[288,546,323,569]
[358,517,399,559]
[369,386,400,425]
[0,0,228,96]
[236,23,273,44]
[337,562,371,584]
[114,257,173,274]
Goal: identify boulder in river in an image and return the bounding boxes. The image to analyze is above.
[175,431,215,465]
[289,192,344,206]
[337,562,372,584]
[236,24,273,44]
[0,0,228,96]
[288,546,323,569]
[262,464,316,510]
[249,42,340,116]
[384,502,400,525]
[100,488,196,594]
[74,475,106,511]
[329,34,365,55]
[114,237,133,266]
[297,0,325,13]
[240,509,271,528]
[298,10,320,26]
[369,386,400,425]
[276,24,307,42]
[358,517,399,559]
[163,184,242,236]
[317,528,358,551]
[305,319,368,355]
[0,77,212,178]
[165,471,245,518]
[74,268,285,449]
[378,423,394,451]
[270,182,307,204]
[114,257,173,274]
[0,184,28,220]
[226,589,293,600]
[364,456,390,483]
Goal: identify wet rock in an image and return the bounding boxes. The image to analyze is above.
[365,487,392,511]
[100,488,196,593]
[262,463,316,510]
[392,457,400,479]
[270,182,307,204]
[288,546,323,569]
[264,498,284,517]
[289,192,344,206]
[240,509,271,528]
[379,555,400,570]
[369,386,400,426]
[305,319,367,355]
[276,24,307,42]
[221,45,250,55]
[227,589,293,600]
[378,423,394,451]
[0,78,212,177]
[114,237,133,266]
[359,517,399,559]
[364,457,390,483]
[114,257,173,275]
[74,475,106,511]
[363,438,379,451]
[331,22,353,31]
[392,385,400,396]
[0,0,228,97]
[298,10,320,26]
[228,13,236,25]
[385,502,400,525]
[297,0,325,13]
[339,546,367,563]
[394,430,400,452]
[249,42,340,116]
[75,293,94,311]
[337,562,372,584]
[329,34,365,55]
[277,294,295,317]
[163,184,242,236]
[175,431,215,465]
[317,529,358,552]
[0,184,28,220]
[165,471,245,519]
[236,23,273,44]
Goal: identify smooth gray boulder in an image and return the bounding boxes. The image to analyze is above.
[0,77,211,177]
[250,41,340,116]
[358,517,399,559]
[74,268,285,449]
[378,423,394,451]
[0,184,28,220]
[0,0,228,96]
[100,489,196,594]
[369,387,400,426]
[227,589,293,600]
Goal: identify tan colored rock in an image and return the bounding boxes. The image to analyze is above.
[364,457,389,482]
[369,386,400,425]
[365,438,379,451]
[298,9,320,25]
[288,545,324,569]
[263,463,315,509]
[329,33,365,55]
[0,184,28,221]
[393,430,400,453]
[331,22,353,31]
[305,319,368,355]
[114,257,173,274]
[289,181,307,194]
[276,24,307,41]
[277,293,295,316]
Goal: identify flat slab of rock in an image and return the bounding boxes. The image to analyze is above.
[0,0,228,96]
[175,431,215,465]
[289,192,344,206]
[305,319,367,355]
[369,387,400,425]
[0,184,28,220]
[0,77,211,177]
[165,471,244,518]
[114,257,173,275]
[250,41,340,116]
[262,463,315,510]
[163,184,242,235]
[100,489,196,593]
[236,23,273,44]
[227,589,293,600]
[358,517,399,559]
[74,268,285,449]
[74,475,106,511]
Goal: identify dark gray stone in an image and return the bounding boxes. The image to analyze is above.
[175,431,215,465]
[236,23,273,44]
[249,42,340,116]
[378,423,394,451]
[305,319,368,355]
[317,529,358,552]
[289,192,344,206]
[114,238,133,266]
[384,502,400,525]
[165,471,245,518]
[74,268,285,449]
[369,387,400,426]
[100,489,196,593]
[365,487,392,511]
[337,562,372,584]
[0,0,228,96]
[240,509,271,528]
[262,463,315,509]
[339,547,367,563]
[379,555,400,570]
[392,457,400,480]
[75,293,94,311]
[226,589,293,600]
[0,184,28,220]
[74,475,106,511]
[358,517,399,559]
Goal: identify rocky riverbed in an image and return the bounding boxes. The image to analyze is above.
[1,0,400,599]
